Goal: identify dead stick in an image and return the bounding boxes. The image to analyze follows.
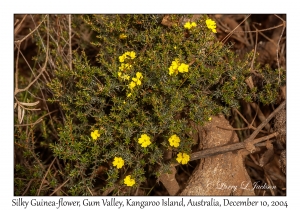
[190,132,278,161]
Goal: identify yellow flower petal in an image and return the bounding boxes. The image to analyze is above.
[206,19,217,33]
[184,22,192,29]
[178,63,189,73]
[119,55,125,63]
[168,134,180,147]
[129,81,136,90]
[124,175,135,187]
[113,157,124,169]
[129,51,136,59]
[136,79,141,86]
[136,72,143,79]
[176,152,190,165]
[91,130,100,140]
[138,134,151,148]
[184,21,197,30]
[119,34,127,39]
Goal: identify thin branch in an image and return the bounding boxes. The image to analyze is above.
[22,179,35,196]
[252,23,281,47]
[69,14,72,71]
[221,14,251,44]
[14,118,43,127]
[250,28,259,71]
[225,23,284,34]
[15,44,36,77]
[275,17,286,84]
[250,102,271,131]
[37,157,56,195]
[15,110,58,127]
[14,16,49,96]
[245,100,285,143]
[87,186,94,196]
[14,15,48,44]
[218,107,267,134]
[50,179,70,196]
[15,44,20,90]
[14,15,28,35]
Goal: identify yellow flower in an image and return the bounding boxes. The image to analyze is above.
[184,21,197,30]
[206,19,217,33]
[119,63,132,71]
[124,175,135,187]
[119,34,127,39]
[176,152,190,165]
[119,54,126,63]
[124,51,136,59]
[172,59,180,69]
[168,58,180,76]
[178,63,189,73]
[119,51,136,63]
[129,81,136,90]
[208,117,212,121]
[128,51,136,59]
[130,72,143,87]
[127,93,132,97]
[138,134,151,148]
[118,71,130,81]
[132,77,142,86]
[168,134,180,147]
[168,66,176,76]
[113,157,124,169]
[136,72,143,79]
[124,74,130,80]
[91,130,100,140]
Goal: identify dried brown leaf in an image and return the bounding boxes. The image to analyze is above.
[17,105,25,124]
[19,101,40,107]
[161,15,176,27]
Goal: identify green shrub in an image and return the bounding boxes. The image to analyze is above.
[38,14,284,195]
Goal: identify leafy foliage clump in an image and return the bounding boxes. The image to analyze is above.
[15,14,284,195]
